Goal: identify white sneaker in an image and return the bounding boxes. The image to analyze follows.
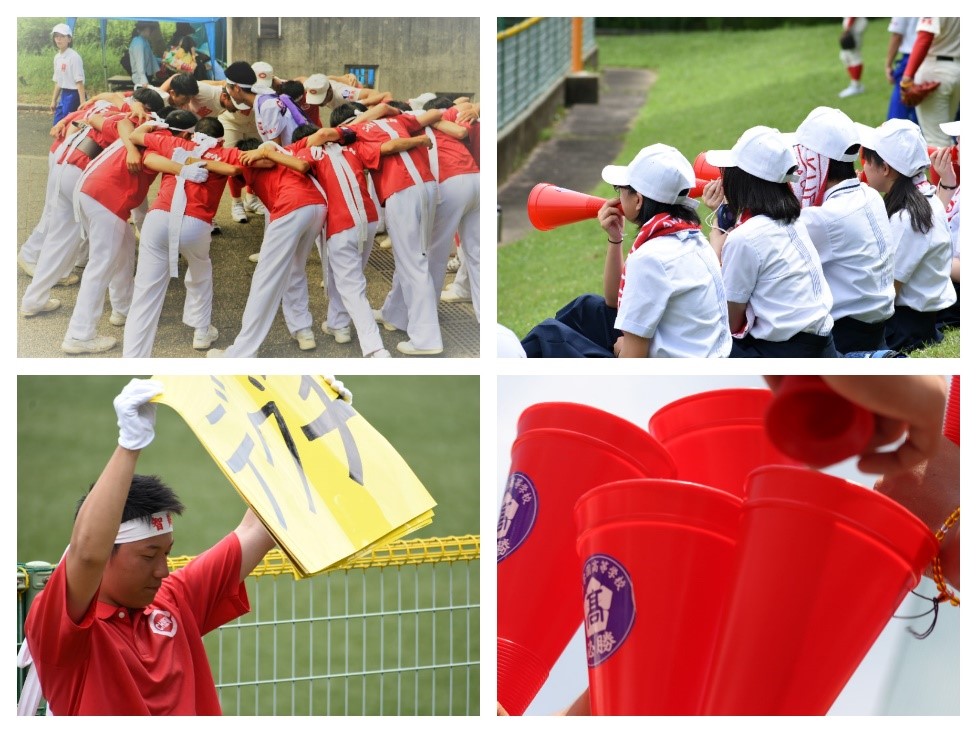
[292,327,316,350]
[446,255,461,273]
[321,323,352,343]
[62,335,117,354]
[248,252,260,263]
[838,82,864,98]
[211,219,222,235]
[245,196,266,215]
[397,340,442,356]
[193,325,219,350]
[57,272,80,286]
[21,298,61,317]
[370,348,392,358]
[109,310,127,326]
[206,348,226,358]
[17,251,36,277]
[372,308,399,332]
[231,201,248,223]
[440,283,471,303]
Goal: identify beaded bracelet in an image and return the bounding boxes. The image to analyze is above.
[932,507,960,606]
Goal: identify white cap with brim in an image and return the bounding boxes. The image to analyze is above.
[855,119,931,177]
[409,92,437,111]
[601,144,696,208]
[252,61,274,84]
[304,74,329,105]
[706,126,800,184]
[51,23,72,37]
[940,120,962,138]
[785,106,860,162]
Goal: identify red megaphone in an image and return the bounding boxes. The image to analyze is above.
[527,183,608,231]
[765,376,875,468]
[689,152,722,198]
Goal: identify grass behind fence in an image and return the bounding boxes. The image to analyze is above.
[498,19,959,358]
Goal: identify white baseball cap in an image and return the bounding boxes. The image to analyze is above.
[706,126,800,183]
[940,120,962,138]
[51,23,72,37]
[409,92,437,111]
[786,106,860,162]
[855,119,931,177]
[601,144,696,207]
[304,74,329,105]
[252,61,274,84]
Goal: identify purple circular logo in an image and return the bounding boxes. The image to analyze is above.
[582,554,636,667]
[497,472,538,563]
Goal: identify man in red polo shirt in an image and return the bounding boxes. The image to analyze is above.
[22,379,279,715]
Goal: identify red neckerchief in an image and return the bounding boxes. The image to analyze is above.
[618,213,699,307]
[734,208,754,228]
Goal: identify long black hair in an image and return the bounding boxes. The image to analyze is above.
[862,147,933,234]
[722,166,801,224]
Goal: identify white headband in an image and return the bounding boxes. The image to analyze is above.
[115,511,174,544]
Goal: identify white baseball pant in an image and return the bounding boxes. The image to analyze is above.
[323,220,382,356]
[223,203,325,357]
[377,181,441,350]
[65,193,135,341]
[122,210,213,357]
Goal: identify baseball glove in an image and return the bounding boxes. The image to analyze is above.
[900,80,941,107]
[839,30,857,51]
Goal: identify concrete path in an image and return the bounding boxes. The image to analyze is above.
[497,67,655,246]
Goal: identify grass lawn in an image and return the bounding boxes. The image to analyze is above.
[498,19,960,358]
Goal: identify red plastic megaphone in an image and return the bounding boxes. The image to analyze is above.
[527,183,608,231]
[765,376,875,468]
[689,152,722,198]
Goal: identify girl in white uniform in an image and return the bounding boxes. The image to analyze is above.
[858,119,956,352]
[705,126,836,358]
[521,145,731,358]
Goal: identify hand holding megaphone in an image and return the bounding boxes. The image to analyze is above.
[689,152,722,198]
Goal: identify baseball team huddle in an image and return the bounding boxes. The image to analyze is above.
[519,18,960,359]
[20,35,481,359]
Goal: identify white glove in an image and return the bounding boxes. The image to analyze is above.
[114,378,164,450]
[178,161,208,183]
[323,375,352,405]
[170,147,191,164]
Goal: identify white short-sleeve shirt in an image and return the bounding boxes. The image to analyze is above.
[889,193,957,311]
[53,48,85,89]
[887,17,919,55]
[721,215,834,340]
[255,94,299,145]
[614,229,732,357]
[188,83,225,120]
[800,180,895,324]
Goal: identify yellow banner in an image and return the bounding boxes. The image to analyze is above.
[152,375,436,577]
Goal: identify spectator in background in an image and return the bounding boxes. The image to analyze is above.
[50,23,85,125]
[129,22,160,89]
[885,17,919,122]
[900,17,960,147]
[838,18,868,98]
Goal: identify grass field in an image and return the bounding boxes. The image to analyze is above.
[498,19,960,358]
[17,376,480,715]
